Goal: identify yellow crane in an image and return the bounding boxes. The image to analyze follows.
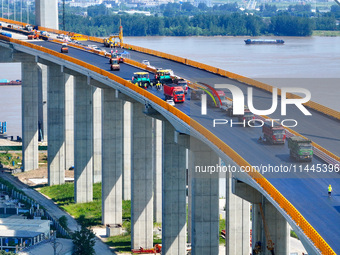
[104,20,123,47]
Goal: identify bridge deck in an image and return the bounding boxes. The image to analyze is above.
[25,40,340,253]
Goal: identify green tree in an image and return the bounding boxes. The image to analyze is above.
[72,216,96,255]
[0,251,15,255]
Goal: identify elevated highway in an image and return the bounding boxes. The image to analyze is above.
[0,18,339,255]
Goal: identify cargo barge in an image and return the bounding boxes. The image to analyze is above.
[0,80,21,86]
[244,39,284,44]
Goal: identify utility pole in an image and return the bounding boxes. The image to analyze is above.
[14,0,16,21]
[63,0,65,31]
[26,0,28,24]
[20,0,22,22]
[7,0,9,19]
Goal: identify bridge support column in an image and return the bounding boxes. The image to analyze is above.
[162,121,188,255]
[93,87,102,184]
[0,47,13,62]
[47,63,65,185]
[131,103,153,249]
[226,177,250,255]
[74,75,93,203]
[65,75,74,170]
[258,198,290,255]
[21,57,39,171]
[153,119,162,223]
[123,101,131,201]
[233,180,289,255]
[35,0,59,30]
[38,64,47,142]
[101,89,123,225]
[189,138,219,255]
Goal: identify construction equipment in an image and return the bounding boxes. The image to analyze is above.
[262,122,286,144]
[288,136,313,162]
[61,43,69,53]
[131,72,151,89]
[110,58,120,71]
[259,203,275,255]
[131,244,162,254]
[104,20,123,47]
[163,84,185,103]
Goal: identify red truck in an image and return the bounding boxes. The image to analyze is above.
[163,84,185,103]
[262,122,286,144]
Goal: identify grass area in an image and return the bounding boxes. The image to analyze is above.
[313,30,340,37]
[39,182,131,226]
[219,219,226,244]
[290,230,299,239]
[0,152,22,169]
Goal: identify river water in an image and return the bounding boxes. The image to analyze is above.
[0,36,339,136]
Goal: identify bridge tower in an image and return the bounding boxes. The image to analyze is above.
[35,0,59,30]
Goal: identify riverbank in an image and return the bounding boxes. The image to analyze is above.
[313,30,340,37]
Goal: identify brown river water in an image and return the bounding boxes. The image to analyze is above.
[0,36,339,136]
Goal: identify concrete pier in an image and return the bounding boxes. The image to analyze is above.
[162,122,187,255]
[123,101,131,201]
[21,57,39,171]
[153,119,162,223]
[131,103,153,249]
[226,177,250,255]
[74,75,93,203]
[189,138,219,255]
[38,64,48,142]
[234,180,289,255]
[93,87,102,184]
[101,89,123,225]
[65,74,74,170]
[47,63,65,186]
[35,0,59,29]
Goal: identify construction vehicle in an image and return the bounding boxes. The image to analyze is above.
[70,33,87,41]
[110,58,120,71]
[60,43,69,53]
[131,244,162,254]
[163,84,185,103]
[27,32,38,40]
[173,78,188,94]
[132,72,151,88]
[262,122,286,144]
[104,20,123,47]
[288,136,313,162]
[237,109,255,126]
[155,69,172,84]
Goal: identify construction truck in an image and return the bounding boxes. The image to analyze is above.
[173,78,188,94]
[132,72,151,88]
[288,136,313,162]
[237,109,255,126]
[262,122,286,144]
[163,84,185,103]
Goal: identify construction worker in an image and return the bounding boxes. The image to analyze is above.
[328,185,333,197]
[156,81,162,90]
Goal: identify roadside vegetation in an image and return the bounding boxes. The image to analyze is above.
[0,152,22,169]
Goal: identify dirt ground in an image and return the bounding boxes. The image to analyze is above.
[12,152,74,187]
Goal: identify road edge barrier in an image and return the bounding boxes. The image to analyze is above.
[2,17,338,120]
[0,33,336,255]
